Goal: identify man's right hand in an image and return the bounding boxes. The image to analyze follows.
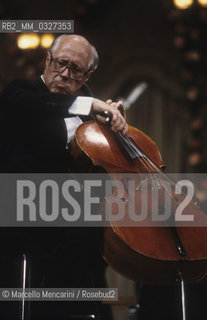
[90,98,128,135]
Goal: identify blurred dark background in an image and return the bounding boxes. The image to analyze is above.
[1,1,207,319]
[1,0,207,176]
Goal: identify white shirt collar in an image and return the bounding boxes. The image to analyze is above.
[41,74,46,84]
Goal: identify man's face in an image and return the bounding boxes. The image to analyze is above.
[43,36,92,95]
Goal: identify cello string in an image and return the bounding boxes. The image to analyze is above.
[116,131,180,225]
[118,132,161,173]
[116,132,168,199]
[118,132,172,185]
[116,132,178,201]
[117,131,163,190]
[118,132,175,194]
[117,132,154,172]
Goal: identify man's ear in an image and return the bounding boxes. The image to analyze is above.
[85,70,94,82]
[45,51,51,67]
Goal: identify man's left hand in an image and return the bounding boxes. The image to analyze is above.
[106,99,126,119]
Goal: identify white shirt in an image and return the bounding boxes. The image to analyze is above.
[66,96,93,144]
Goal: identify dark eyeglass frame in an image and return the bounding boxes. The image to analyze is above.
[49,54,88,81]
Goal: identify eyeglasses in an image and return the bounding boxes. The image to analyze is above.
[49,55,88,81]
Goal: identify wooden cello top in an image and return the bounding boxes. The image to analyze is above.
[70,120,207,284]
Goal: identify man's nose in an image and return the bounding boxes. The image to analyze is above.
[60,67,70,78]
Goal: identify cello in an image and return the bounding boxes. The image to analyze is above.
[69,119,207,286]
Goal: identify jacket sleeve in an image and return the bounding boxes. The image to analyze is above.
[0,79,78,118]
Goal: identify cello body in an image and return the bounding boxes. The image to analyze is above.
[69,121,207,285]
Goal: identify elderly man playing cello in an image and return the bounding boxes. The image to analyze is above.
[0,34,128,319]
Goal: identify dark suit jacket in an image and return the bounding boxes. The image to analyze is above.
[0,78,110,319]
[0,78,104,282]
[0,77,90,172]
